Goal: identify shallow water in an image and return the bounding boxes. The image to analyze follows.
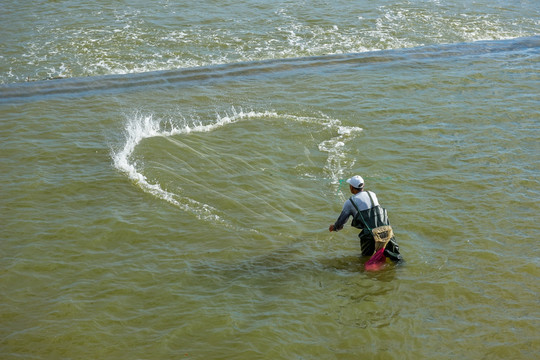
[1,1,540,359]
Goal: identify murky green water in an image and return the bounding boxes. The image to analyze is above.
[1,1,539,359]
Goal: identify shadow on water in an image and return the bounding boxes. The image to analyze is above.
[188,243,401,284]
[319,254,400,282]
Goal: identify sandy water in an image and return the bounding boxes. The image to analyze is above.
[1,1,539,359]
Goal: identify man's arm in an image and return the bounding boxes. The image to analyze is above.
[329,200,354,232]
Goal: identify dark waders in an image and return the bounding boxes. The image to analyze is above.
[350,191,403,263]
[359,229,402,262]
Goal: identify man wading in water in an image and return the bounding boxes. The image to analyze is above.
[329,175,403,262]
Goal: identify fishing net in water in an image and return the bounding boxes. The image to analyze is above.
[365,248,386,271]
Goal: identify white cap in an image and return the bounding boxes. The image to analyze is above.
[346,175,364,189]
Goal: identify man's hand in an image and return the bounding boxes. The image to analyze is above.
[329,224,335,232]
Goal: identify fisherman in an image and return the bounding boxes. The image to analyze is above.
[329,175,402,262]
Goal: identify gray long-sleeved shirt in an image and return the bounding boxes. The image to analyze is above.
[333,190,379,231]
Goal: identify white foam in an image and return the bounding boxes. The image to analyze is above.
[112,108,278,224]
[112,113,180,204]
[112,107,362,223]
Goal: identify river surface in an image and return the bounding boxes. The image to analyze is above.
[1,1,539,359]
